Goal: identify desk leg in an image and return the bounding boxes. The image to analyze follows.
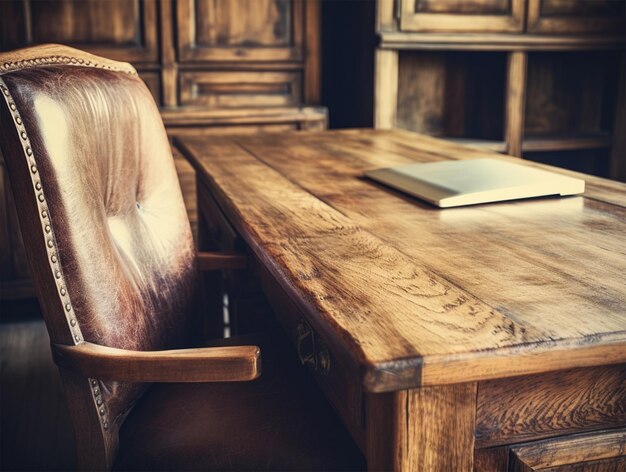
[366,383,477,471]
[197,188,225,339]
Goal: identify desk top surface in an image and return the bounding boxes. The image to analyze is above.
[179,129,626,392]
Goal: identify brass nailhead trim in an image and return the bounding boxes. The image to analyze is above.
[0,76,101,428]
[0,55,136,75]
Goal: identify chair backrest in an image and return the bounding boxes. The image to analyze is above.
[0,45,199,468]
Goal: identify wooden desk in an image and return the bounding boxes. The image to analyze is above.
[177,129,626,471]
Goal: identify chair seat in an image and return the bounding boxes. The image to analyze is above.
[114,332,365,471]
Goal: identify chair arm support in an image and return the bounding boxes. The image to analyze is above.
[52,342,260,383]
[196,251,247,271]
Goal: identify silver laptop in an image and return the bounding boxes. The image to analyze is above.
[365,158,585,208]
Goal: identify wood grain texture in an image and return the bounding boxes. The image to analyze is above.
[304,0,320,104]
[399,0,525,33]
[505,51,527,157]
[509,428,626,471]
[366,383,477,471]
[527,0,625,35]
[374,49,398,129]
[52,342,260,383]
[1,0,159,63]
[176,0,303,62]
[379,32,626,51]
[474,446,509,472]
[178,71,302,108]
[476,365,626,447]
[179,129,626,391]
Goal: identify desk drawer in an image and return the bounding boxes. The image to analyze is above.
[475,428,626,471]
[476,364,626,448]
[179,71,301,108]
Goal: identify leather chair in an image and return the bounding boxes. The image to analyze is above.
[0,44,364,471]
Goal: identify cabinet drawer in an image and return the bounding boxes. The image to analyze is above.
[476,365,626,448]
[527,0,625,35]
[399,0,525,33]
[179,71,301,108]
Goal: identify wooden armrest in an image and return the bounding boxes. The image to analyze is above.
[196,251,246,271]
[52,342,260,383]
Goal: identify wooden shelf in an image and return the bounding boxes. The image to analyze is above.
[523,133,612,152]
[444,134,612,155]
[444,138,507,153]
[161,106,327,127]
[379,32,626,52]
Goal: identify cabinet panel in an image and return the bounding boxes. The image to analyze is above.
[0,0,158,63]
[400,0,525,33]
[476,365,626,448]
[179,71,301,108]
[177,0,303,62]
[528,0,626,35]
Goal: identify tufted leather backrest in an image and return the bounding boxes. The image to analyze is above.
[0,45,199,464]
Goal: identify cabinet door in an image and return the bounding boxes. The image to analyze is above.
[527,0,625,35]
[399,0,525,33]
[0,0,158,63]
[177,0,303,62]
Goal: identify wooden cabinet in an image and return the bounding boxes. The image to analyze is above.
[527,0,626,35]
[177,0,303,62]
[0,0,324,299]
[1,0,159,63]
[374,0,625,181]
[399,0,525,33]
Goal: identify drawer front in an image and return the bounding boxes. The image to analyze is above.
[527,0,625,35]
[476,364,626,448]
[399,0,525,33]
[179,71,302,108]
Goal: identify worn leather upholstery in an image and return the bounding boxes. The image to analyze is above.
[0,45,364,470]
[1,57,198,430]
